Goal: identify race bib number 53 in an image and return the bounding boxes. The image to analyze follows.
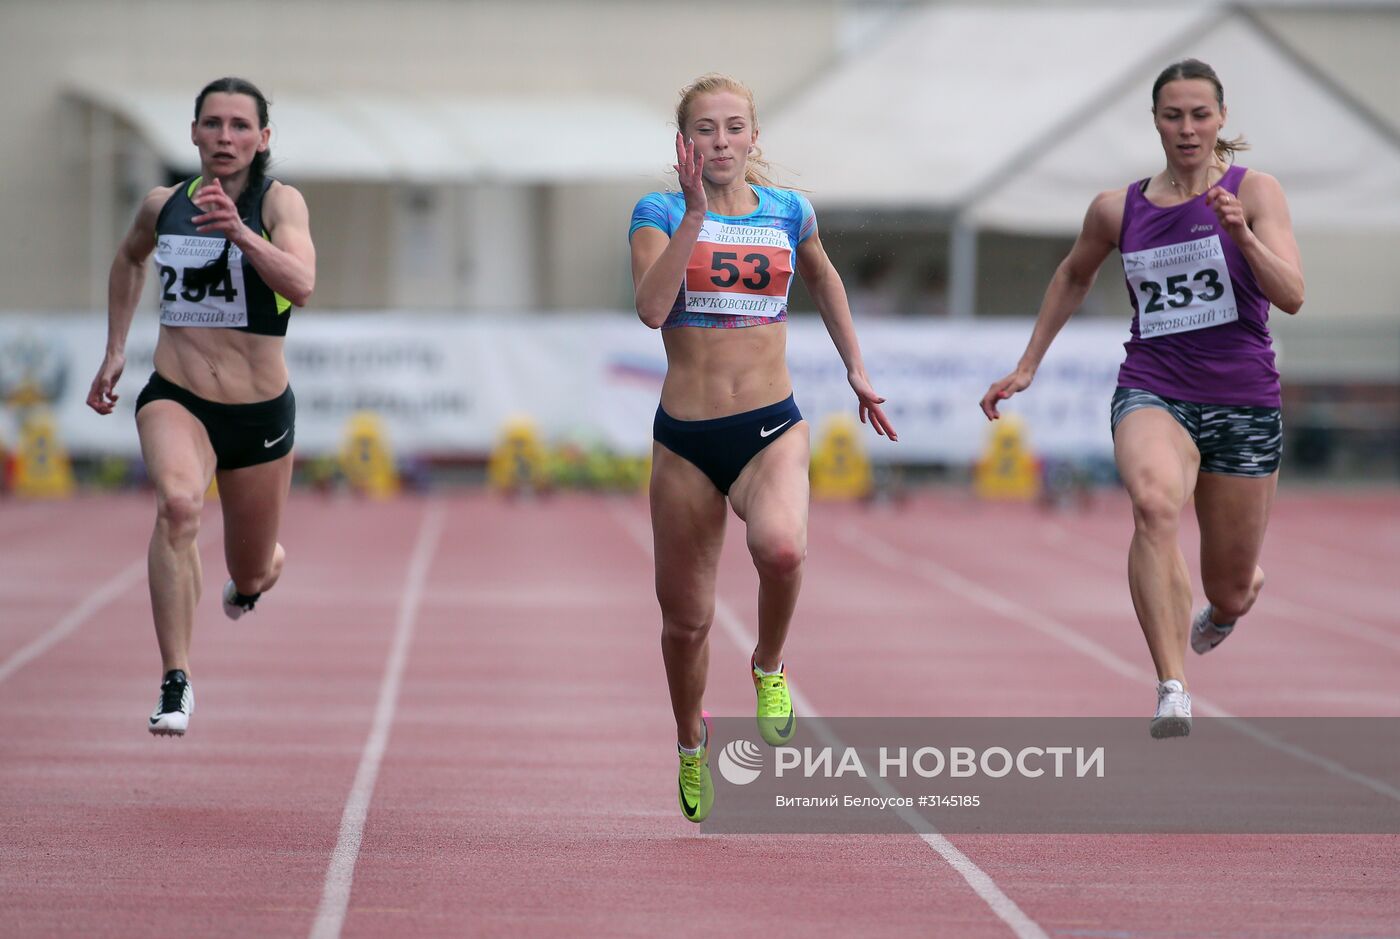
[1122,234,1238,339]
[683,219,794,318]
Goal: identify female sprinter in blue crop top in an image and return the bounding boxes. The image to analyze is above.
[86,78,315,738]
[630,74,897,823]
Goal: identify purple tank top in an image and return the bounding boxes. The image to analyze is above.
[1116,164,1279,408]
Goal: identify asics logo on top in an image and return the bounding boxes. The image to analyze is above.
[759,420,791,438]
[718,739,764,786]
[1190,223,1216,233]
[263,429,290,448]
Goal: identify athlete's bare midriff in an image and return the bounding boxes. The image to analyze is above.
[659,321,791,420]
[153,326,288,404]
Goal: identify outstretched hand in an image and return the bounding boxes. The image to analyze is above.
[675,133,707,216]
[980,368,1033,421]
[86,353,125,415]
[849,371,897,441]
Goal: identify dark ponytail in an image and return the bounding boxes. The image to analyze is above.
[241,148,270,217]
[185,78,271,293]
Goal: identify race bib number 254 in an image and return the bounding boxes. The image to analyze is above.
[155,235,249,328]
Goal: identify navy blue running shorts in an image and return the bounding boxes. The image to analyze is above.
[653,394,803,494]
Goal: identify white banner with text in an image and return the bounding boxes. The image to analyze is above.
[0,313,1128,463]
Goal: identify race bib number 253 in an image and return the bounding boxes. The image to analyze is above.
[1121,234,1238,339]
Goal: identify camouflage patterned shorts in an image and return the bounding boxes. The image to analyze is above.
[1110,387,1282,477]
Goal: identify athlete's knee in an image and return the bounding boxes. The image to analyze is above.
[230,555,275,593]
[750,532,806,581]
[154,488,203,544]
[1128,485,1182,539]
[1205,573,1261,621]
[660,607,712,646]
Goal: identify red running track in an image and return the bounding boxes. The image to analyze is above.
[0,488,1397,937]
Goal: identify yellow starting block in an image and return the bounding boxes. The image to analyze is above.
[488,417,549,493]
[340,411,399,498]
[973,414,1040,501]
[11,409,75,499]
[810,414,872,501]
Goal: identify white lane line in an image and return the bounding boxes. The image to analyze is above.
[609,503,1049,939]
[1038,521,1400,656]
[310,501,445,939]
[838,520,1400,805]
[0,522,223,687]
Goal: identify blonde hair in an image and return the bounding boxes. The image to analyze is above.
[675,73,775,187]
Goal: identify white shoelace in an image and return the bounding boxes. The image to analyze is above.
[1157,686,1191,715]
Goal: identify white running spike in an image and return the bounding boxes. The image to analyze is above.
[1150,679,1192,739]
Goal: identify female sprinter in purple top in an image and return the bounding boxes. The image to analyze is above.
[86,78,316,737]
[980,59,1304,738]
[630,74,896,821]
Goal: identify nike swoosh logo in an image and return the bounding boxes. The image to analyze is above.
[679,779,700,818]
[776,709,795,740]
[759,420,791,438]
[263,429,290,448]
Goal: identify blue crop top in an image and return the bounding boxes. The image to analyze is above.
[629,185,816,329]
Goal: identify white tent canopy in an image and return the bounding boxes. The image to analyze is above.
[69,83,672,184]
[762,3,1400,315]
[761,4,1219,211]
[970,11,1400,234]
